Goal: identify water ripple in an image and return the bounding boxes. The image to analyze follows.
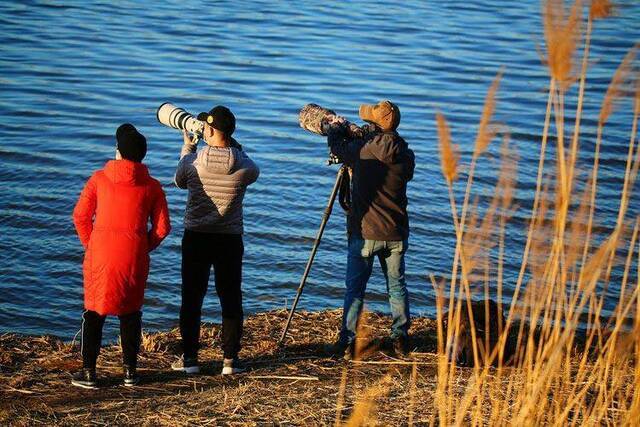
[0,0,638,338]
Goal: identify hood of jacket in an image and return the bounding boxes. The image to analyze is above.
[103,159,150,185]
[196,145,240,175]
[368,131,408,164]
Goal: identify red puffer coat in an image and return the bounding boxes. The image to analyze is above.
[73,160,171,315]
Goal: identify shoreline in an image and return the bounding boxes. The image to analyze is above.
[0,309,632,425]
[1,309,440,425]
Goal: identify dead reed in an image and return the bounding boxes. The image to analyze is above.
[421,0,640,425]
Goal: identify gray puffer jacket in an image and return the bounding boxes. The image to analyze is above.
[175,140,259,234]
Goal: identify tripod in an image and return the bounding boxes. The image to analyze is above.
[277,165,348,346]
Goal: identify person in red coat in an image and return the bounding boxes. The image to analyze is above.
[71,123,171,389]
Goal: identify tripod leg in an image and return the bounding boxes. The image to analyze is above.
[278,166,345,346]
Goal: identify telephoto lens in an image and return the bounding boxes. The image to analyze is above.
[156,103,205,135]
[299,104,338,135]
[299,103,379,165]
[298,103,377,139]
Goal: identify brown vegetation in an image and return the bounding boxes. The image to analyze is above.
[0,309,626,426]
[0,310,443,425]
[429,0,640,424]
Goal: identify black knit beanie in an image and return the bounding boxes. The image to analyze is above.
[116,123,147,162]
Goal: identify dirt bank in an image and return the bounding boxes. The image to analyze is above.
[0,310,443,425]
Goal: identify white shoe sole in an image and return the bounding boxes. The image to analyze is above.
[71,380,98,390]
[123,380,139,387]
[172,365,200,374]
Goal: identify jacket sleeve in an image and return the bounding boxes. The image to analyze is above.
[405,148,415,182]
[234,152,260,186]
[148,183,171,251]
[72,173,98,249]
[327,126,363,166]
[174,152,196,189]
[180,141,198,159]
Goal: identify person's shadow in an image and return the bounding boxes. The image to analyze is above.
[181,170,221,224]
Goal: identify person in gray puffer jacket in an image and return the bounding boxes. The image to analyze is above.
[171,105,259,376]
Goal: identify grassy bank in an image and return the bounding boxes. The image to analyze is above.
[1,310,443,425]
[0,309,633,426]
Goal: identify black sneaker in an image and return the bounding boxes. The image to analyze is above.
[123,365,139,387]
[325,341,356,360]
[71,368,98,389]
[393,336,410,358]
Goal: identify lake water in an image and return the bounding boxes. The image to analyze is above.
[1,0,639,339]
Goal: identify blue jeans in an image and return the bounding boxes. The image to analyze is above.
[340,236,410,345]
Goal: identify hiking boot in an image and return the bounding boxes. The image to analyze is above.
[393,336,410,358]
[71,368,98,389]
[325,341,356,360]
[221,358,245,375]
[171,355,200,374]
[123,365,139,387]
[343,342,357,360]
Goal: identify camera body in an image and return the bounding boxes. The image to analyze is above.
[157,103,204,136]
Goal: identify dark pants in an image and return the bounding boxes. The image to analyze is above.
[81,310,141,369]
[180,229,244,360]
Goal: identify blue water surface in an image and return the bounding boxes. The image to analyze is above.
[0,0,638,339]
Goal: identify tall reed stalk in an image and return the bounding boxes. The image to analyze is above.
[337,1,638,424]
[430,0,637,424]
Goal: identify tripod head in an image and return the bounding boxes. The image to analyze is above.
[327,153,342,165]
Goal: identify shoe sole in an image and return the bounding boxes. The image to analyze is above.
[171,366,200,374]
[71,380,98,390]
[123,379,140,387]
[221,367,245,375]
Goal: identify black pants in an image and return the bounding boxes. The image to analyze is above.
[180,230,244,360]
[81,310,141,369]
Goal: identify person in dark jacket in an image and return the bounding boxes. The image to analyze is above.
[326,100,415,359]
[71,123,171,388]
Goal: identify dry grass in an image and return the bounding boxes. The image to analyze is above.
[426,1,640,425]
[436,111,459,184]
[543,0,582,87]
[599,45,638,126]
[0,310,442,426]
[474,70,503,157]
[0,310,621,426]
[590,0,614,20]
